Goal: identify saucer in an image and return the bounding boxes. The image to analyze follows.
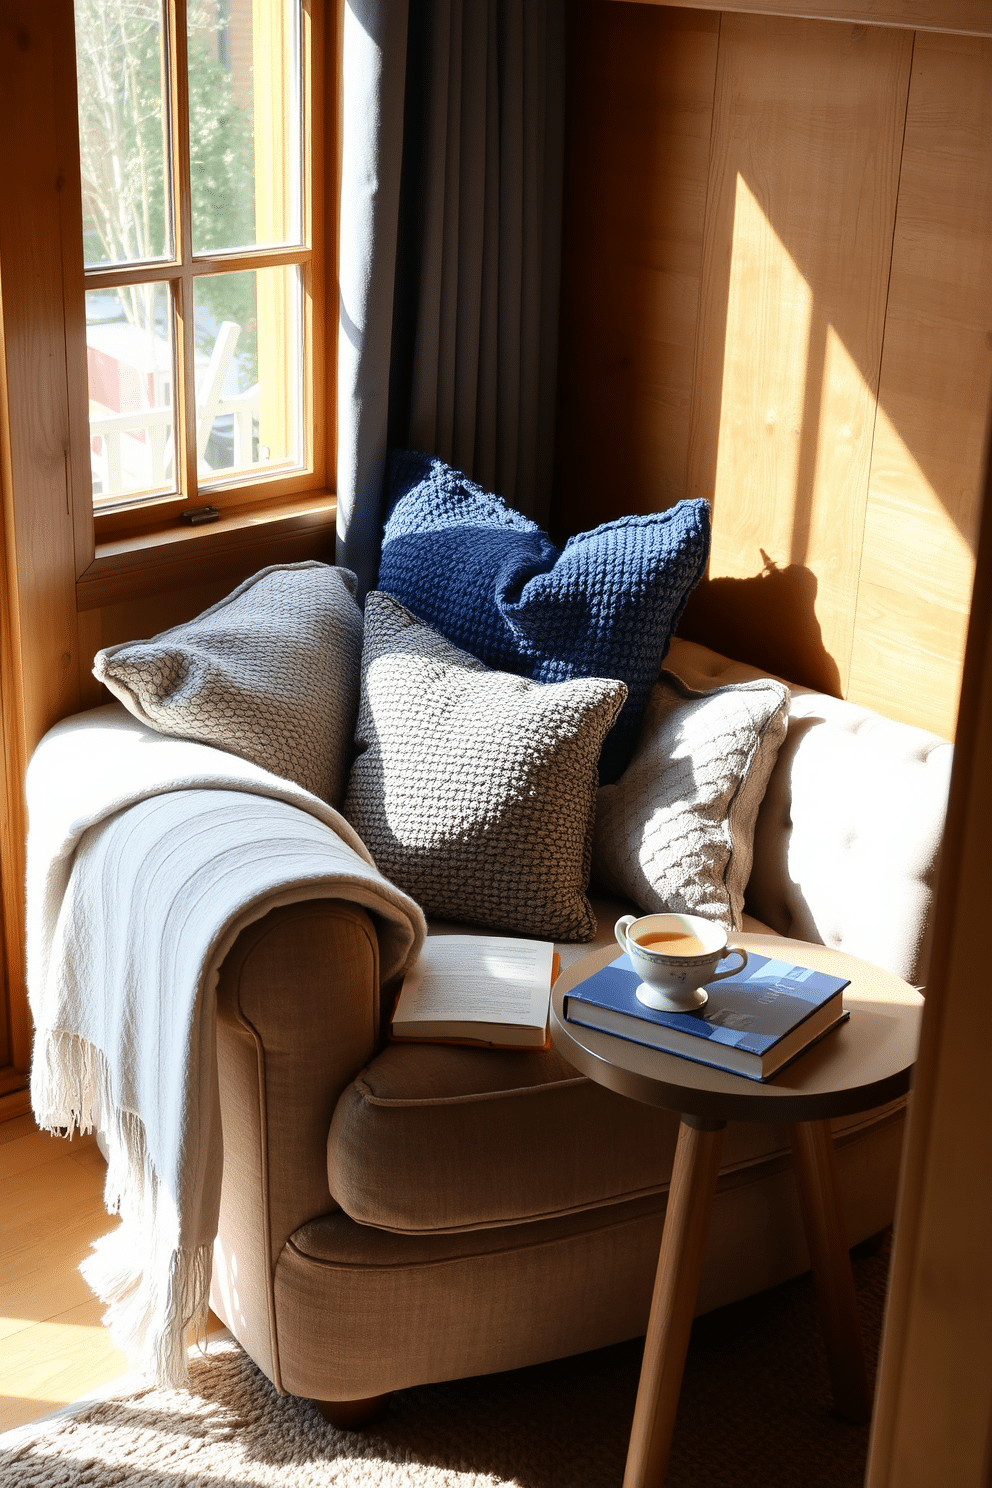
[635,982,709,1013]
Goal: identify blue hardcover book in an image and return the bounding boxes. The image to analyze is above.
[563,951,850,1081]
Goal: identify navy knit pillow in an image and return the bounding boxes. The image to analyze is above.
[378,450,711,783]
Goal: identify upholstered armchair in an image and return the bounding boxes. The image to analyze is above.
[30,459,951,1414]
[206,634,950,1420]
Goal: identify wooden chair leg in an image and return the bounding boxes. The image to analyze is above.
[623,1115,726,1488]
[312,1392,392,1429]
[789,1119,873,1423]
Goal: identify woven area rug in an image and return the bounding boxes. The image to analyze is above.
[0,1234,890,1488]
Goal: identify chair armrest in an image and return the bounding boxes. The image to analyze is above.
[211,898,379,1386]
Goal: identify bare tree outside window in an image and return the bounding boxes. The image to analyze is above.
[75,0,304,508]
[75,0,255,348]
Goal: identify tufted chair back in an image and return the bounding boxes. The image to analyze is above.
[667,639,953,987]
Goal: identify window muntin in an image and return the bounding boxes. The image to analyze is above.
[74,0,309,516]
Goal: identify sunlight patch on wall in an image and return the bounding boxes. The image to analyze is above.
[802,324,877,580]
[845,388,975,738]
[864,400,975,608]
[711,173,812,575]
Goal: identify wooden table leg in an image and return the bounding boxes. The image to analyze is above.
[789,1118,873,1423]
[623,1115,725,1488]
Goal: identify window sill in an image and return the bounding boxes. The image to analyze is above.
[76,490,337,610]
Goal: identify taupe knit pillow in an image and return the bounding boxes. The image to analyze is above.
[93,561,363,806]
[343,593,627,941]
[592,670,789,929]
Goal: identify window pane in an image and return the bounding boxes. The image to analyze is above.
[86,283,175,506]
[187,0,302,253]
[75,0,172,267]
[194,267,302,484]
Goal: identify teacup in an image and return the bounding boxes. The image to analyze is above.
[614,912,749,1012]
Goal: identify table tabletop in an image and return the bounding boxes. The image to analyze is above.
[550,933,923,1123]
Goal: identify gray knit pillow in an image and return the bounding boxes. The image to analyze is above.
[93,561,363,806]
[343,593,627,941]
[592,670,789,929]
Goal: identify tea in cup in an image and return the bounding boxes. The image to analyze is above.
[614,912,748,1012]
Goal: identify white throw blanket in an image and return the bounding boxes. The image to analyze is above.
[27,703,426,1387]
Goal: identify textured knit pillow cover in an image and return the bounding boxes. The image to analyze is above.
[343,592,627,941]
[377,450,710,784]
[592,670,790,930]
[93,561,364,806]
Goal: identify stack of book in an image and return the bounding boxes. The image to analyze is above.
[563,951,850,1082]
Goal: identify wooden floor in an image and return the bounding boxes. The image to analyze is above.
[1,1112,223,1434]
[0,1113,132,1432]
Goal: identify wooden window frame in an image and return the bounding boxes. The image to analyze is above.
[63,0,338,603]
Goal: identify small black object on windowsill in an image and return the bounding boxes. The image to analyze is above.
[179,505,221,526]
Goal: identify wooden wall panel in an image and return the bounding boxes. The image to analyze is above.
[552,2,718,536]
[0,1,82,1096]
[556,6,989,736]
[0,7,80,751]
[620,0,992,40]
[846,33,992,739]
[682,13,913,695]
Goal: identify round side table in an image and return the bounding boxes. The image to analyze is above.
[550,933,923,1488]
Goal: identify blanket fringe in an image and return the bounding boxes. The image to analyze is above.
[32,1030,211,1388]
[32,1027,106,1140]
[81,1231,212,1389]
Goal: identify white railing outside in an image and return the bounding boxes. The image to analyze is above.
[89,320,262,501]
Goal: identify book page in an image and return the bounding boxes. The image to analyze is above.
[396,936,555,1029]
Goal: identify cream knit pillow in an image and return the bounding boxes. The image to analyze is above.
[93,561,363,806]
[592,670,789,929]
[343,593,627,941]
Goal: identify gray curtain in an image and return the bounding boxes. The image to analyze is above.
[336,0,410,597]
[337,0,566,597]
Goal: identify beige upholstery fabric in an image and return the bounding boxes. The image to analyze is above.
[276,1196,672,1399]
[212,899,380,1389]
[666,639,953,984]
[592,670,789,929]
[94,562,363,806]
[281,1105,907,1401]
[343,593,627,940]
[327,1021,902,1236]
[328,1042,679,1232]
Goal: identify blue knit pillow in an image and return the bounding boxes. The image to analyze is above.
[378,451,711,782]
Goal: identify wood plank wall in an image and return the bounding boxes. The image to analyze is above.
[553,2,992,739]
[0,1,81,1113]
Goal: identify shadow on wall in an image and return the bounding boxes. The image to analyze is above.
[679,551,843,698]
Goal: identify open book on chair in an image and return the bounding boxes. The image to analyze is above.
[390,935,558,1049]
